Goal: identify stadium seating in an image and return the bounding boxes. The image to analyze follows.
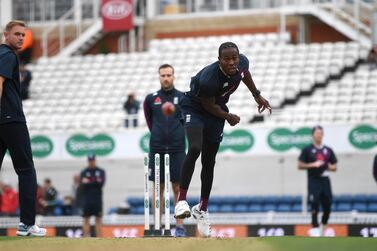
[124,194,377,215]
[24,33,371,133]
[265,64,377,125]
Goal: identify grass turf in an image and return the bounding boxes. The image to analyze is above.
[0,236,376,251]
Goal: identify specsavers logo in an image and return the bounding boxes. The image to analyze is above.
[219,129,254,153]
[139,133,150,153]
[66,134,115,157]
[268,127,312,152]
[348,125,377,150]
[31,135,53,158]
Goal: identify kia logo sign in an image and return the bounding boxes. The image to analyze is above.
[102,0,132,20]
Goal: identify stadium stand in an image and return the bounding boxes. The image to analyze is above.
[265,64,377,125]
[124,194,377,215]
[24,33,371,134]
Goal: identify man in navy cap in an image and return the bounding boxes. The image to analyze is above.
[80,154,106,237]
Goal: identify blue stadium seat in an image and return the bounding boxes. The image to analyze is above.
[367,195,377,203]
[187,197,198,206]
[53,199,64,216]
[291,203,302,212]
[279,196,297,204]
[54,206,62,216]
[248,204,263,213]
[209,196,222,206]
[234,204,248,213]
[352,194,368,203]
[218,204,233,213]
[236,196,251,205]
[127,197,144,207]
[135,206,144,215]
[333,194,352,204]
[208,204,220,213]
[292,195,302,204]
[249,196,265,204]
[276,204,291,212]
[221,197,236,204]
[264,196,279,204]
[262,203,276,212]
[352,203,367,212]
[336,202,352,212]
[107,207,118,214]
[129,207,139,214]
[367,203,377,212]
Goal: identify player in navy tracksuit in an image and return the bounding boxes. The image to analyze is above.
[143,64,186,237]
[174,42,271,237]
[0,20,46,236]
[298,125,338,236]
[80,154,106,237]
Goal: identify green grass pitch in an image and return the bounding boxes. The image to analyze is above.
[0,236,376,251]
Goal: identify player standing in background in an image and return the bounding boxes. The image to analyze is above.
[80,154,106,237]
[0,20,46,237]
[174,42,271,237]
[298,125,338,237]
[143,64,186,237]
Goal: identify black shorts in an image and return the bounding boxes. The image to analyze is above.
[82,202,102,217]
[148,151,185,183]
[308,176,332,204]
[181,104,225,143]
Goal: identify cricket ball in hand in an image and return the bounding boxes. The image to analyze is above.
[162,101,175,116]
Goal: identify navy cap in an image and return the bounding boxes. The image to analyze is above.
[87,153,96,161]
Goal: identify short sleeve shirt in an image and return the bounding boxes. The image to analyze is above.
[299,144,338,177]
[0,44,26,124]
[189,54,250,111]
[80,167,106,204]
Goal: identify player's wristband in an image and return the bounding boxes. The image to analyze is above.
[252,89,261,97]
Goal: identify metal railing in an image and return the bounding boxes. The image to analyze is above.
[42,7,75,57]
[12,0,375,23]
[39,0,145,57]
[40,0,101,57]
[148,0,375,16]
[13,0,100,23]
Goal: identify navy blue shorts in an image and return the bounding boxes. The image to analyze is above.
[82,202,102,217]
[148,151,185,183]
[308,176,332,204]
[181,103,225,143]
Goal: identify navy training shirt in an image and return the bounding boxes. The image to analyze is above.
[80,166,106,204]
[299,144,338,178]
[188,53,249,113]
[0,44,26,124]
[143,88,185,153]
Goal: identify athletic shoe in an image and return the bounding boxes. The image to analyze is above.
[16,223,47,237]
[174,200,191,219]
[308,227,321,237]
[191,204,211,238]
[175,226,186,237]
